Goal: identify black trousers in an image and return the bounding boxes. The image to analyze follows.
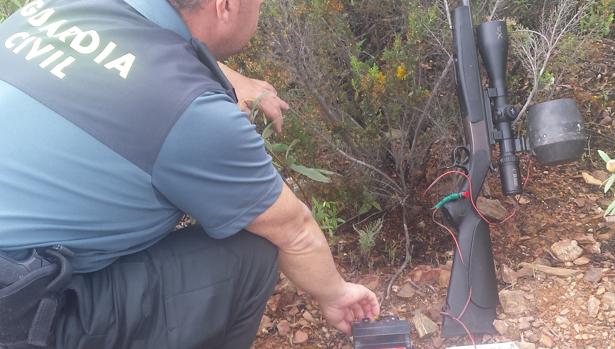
[53,226,278,349]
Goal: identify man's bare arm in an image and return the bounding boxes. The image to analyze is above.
[247,184,380,334]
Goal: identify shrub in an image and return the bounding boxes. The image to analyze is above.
[354,218,383,269]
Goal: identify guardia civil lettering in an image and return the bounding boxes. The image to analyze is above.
[3,0,136,79]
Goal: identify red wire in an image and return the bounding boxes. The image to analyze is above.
[425,170,517,225]
[439,289,477,348]
[432,209,466,266]
[441,310,477,348]
[458,288,473,319]
[523,156,532,188]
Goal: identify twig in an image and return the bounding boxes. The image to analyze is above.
[385,205,414,299]
[335,148,403,194]
[488,0,502,21]
[513,0,591,127]
[443,0,453,30]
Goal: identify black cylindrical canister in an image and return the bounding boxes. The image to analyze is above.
[528,98,585,165]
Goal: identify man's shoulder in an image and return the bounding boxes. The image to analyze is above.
[159,91,252,155]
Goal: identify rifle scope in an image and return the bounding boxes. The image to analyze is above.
[477,20,585,195]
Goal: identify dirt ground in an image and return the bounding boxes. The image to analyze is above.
[251,39,615,349]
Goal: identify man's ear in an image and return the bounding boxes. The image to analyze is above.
[214,0,231,22]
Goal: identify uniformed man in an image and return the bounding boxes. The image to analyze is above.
[0,0,380,348]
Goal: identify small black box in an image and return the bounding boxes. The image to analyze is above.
[351,316,412,349]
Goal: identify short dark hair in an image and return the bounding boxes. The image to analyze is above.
[168,0,203,11]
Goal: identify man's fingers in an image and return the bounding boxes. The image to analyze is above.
[350,303,365,321]
[272,116,283,134]
[279,97,290,111]
[257,95,288,134]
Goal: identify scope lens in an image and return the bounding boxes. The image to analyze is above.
[500,154,522,195]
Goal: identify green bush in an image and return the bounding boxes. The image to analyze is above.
[354,218,383,269]
[311,197,345,245]
[229,0,461,217]
[581,0,615,37]
[1,0,23,22]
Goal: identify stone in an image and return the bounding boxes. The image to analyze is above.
[493,319,509,336]
[555,315,570,327]
[525,330,539,342]
[499,290,530,315]
[409,265,445,285]
[518,196,531,205]
[584,242,602,255]
[397,283,416,298]
[438,269,451,288]
[540,333,554,348]
[477,197,507,220]
[292,330,309,344]
[276,320,291,336]
[515,342,536,349]
[588,296,601,317]
[412,312,438,338]
[518,316,533,330]
[602,292,615,309]
[574,256,591,265]
[584,267,604,283]
[359,275,380,291]
[597,286,606,295]
[302,311,316,323]
[551,240,584,262]
[501,264,519,284]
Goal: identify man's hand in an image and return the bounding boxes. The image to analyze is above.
[318,282,380,335]
[218,62,289,134]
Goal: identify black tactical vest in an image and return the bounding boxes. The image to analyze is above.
[0,0,237,173]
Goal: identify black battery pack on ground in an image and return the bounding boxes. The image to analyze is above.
[351,316,411,349]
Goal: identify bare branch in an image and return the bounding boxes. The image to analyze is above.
[512,0,593,126]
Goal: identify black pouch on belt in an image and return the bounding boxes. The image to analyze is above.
[0,247,73,348]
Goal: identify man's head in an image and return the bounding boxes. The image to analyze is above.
[171,0,264,60]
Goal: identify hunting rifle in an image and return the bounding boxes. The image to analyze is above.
[441,0,585,337]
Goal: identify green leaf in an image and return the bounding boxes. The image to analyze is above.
[604,200,615,217]
[261,123,273,140]
[290,164,332,183]
[605,175,615,193]
[598,150,611,163]
[316,169,337,176]
[285,139,299,159]
[269,143,289,153]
